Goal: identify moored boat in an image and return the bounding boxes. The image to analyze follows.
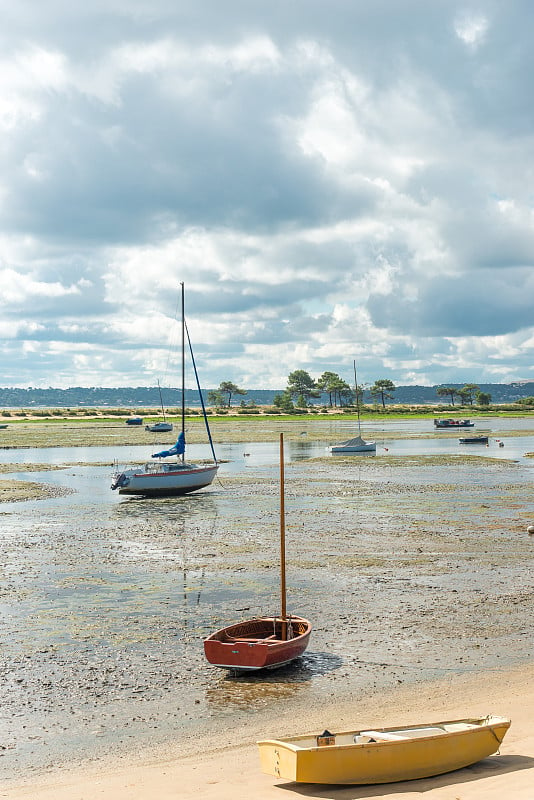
[111,284,218,497]
[145,421,173,432]
[329,362,376,454]
[204,615,311,671]
[329,435,376,453]
[145,380,173,432]
[459,435,489,444]
[257,715,510,785]
[203,432,311,671]
[434,418,474,428]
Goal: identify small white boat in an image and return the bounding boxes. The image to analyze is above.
[329,435,376,453]
[112,455,218,496]
[258,714,510,785]
[145,381,173,432]
[111,284,218,497]
[145,421,173,432]
[329,361,376,454]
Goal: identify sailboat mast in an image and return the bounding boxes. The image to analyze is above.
[157,379,166,422]
[353,360,362,436]
[279,432,287,638]
[181,282,185,462]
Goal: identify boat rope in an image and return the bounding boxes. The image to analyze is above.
[485,716,503,750]
[184,320,218,465]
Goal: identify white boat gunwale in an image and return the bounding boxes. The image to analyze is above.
[260,716,504,751]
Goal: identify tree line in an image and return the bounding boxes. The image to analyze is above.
[208,373,496,410]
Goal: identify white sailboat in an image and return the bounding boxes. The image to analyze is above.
[328,361,376,454]
[145,380,173,432]
[111,284,219,496]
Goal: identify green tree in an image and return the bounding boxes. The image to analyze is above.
[369,378,396,408]
[317,371,340,407]
[338,382,354,407]
[475,391,492,406]
[317,371,353,407]
[218,381,247,408]
[273,391,295,412]
[286,370,320,404]
[458,384,479,406]
[436,386,459,406]
[207,390,224,407]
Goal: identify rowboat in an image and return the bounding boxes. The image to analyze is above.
[203,432,311,671]
[258,715,510,784]
[203,614,311,671]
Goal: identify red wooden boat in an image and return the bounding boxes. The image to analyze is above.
[203,433,311,671]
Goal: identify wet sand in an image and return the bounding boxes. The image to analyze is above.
[1,418,533,796]
[4,663,534,799]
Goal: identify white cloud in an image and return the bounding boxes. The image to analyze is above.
[0,1,531,389]
[454,12,489,48]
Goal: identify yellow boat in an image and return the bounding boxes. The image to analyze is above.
[258,715,510,785]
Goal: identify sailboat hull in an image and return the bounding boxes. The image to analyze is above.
[329,441,376,453]
[112,463,218,496]
[204,616,311,671]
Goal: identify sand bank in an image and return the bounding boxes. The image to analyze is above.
[4,663,534,800]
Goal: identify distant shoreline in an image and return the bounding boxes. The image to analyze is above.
[1,405,533,423]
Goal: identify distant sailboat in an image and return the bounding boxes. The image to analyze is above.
[329,361,376,453]
[111,283,219,496]
[145,380,173,432]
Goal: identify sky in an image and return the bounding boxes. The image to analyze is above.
[1,1,533,391]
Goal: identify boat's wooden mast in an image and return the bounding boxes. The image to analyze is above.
[181,282,185,463]
[280,432,287,639]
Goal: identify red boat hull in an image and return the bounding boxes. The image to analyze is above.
[203,616,311,671]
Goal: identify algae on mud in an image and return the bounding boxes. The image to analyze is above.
[0,479,73,502]
[0,413,532,449]
[1,446,533,780]
[0,416,532,779]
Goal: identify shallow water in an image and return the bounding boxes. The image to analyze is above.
[0,414,533,470]
[0,421,533,779]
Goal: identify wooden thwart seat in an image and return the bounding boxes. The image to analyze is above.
[360,730,407,742]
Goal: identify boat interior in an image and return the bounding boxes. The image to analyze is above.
[213,617,308,643]
[285,720,489,749]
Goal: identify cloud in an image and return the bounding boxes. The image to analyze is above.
[0,1,532,388]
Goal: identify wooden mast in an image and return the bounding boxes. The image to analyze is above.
[279,432,287,640]
[180,282,185,463]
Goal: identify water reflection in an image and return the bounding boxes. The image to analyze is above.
[113,491,220,521]
[229,651,343,683]
[204,652,343,711]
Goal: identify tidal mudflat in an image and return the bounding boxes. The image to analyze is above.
[0,420,533,781]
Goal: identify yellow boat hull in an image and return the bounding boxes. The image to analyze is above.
[258,715,510,784]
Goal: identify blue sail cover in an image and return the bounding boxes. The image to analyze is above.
[152,431,185,459]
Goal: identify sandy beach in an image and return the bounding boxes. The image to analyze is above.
[3,663,534,799]
[1,416,532,798]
